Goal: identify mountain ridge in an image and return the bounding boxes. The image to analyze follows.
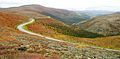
[0,4,89,25]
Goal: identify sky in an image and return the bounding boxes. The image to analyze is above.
[0,0,120,11]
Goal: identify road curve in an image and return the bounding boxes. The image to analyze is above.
[17,18,66,42]
[17,18,120,52]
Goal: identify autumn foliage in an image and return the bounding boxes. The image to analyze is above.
[0,12,27,28]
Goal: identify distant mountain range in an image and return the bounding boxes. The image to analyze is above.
[86,6,120,11]
[0,4,116,25]
[77,10,114,18]
[0,4,89,25]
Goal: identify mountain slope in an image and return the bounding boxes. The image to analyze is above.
[28,17,102,38]
[26,16,120,50]
[79,12,120,36]
[0,4,88,25]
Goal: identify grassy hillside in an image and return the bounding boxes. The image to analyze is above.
[0,12,119,59]
[27,17,120,50]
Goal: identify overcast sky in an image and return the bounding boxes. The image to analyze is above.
[0,0,120,11]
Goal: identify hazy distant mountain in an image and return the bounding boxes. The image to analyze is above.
[77,10,114,18]
[0,4,89,25]
[79,12,120,36]
[75,11,91,19]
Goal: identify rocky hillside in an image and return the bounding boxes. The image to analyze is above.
[79,12,120,36]
[0,4,88,25]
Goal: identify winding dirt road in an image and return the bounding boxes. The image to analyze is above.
[17,18,66,42]
[17,17,120,52]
